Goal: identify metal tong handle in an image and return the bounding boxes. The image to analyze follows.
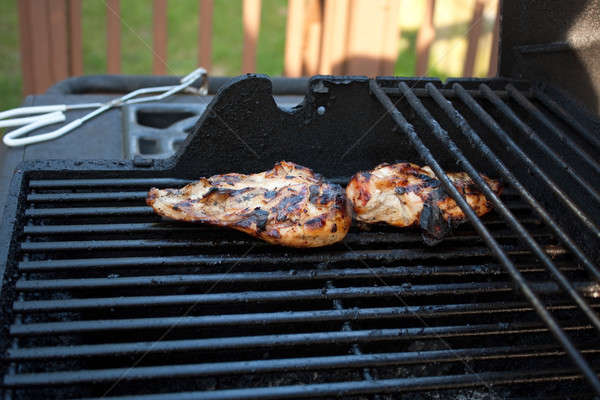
[2,112,71,147]
[0,105,67,128]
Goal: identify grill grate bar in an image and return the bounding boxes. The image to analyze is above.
[27,191,149,203]
[398,82,600,334]
[370,80,600,393]
[532,87,600,150]
[17,263,577,291]
[26,185,521,203]
[23,202,531,218]
[27,177,350,189]
[480,84,600,204]
[11,302,595,338]
[75,368,596,400]
[19,231,553,252]
[25,206,154,217]
[28,178,192,188]
[9,320,593,352]
[23,223,208,234]
[4,346,598,388]
[19,247,543,272]
[21,217,544,235]
[454,84,600,239]
[9,301,564,355]
[427,84,600,280]
[506,84,600,175]
[19,281,587,312]
[383,87,525,99]
[323,277,379,393]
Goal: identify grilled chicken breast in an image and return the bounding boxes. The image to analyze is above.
[346,163,501,241]
[147,161,351,247]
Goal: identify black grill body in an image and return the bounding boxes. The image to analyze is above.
[1,76,599,399]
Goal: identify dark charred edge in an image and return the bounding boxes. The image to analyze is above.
[171,200,195,211]
[202,187,252,200]
[209,174,244,185]
[234,208,270,232]
[420,188,453,245]
[313,172,325,181]
[309,185,321,204]
[347,173,372,207]
[494,179,505,197]
[318,188,337,205]
[332,187,349,215]
[264,190,278,199]
[394,179,441,196]
[266,229,281,239]
[304,216,326,229]
[146,188,160,206]
[271,188,307,222]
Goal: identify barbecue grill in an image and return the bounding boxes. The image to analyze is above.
[2,1,600,399]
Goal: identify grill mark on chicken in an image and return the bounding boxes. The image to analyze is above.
[211,174,243,185]
[235,208,270,232]
[347,162,502,243]
[305,216,326,229]
[309,185,321,204]
[147,161,352,247]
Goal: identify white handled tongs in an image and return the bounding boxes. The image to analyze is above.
[0,68,207,147]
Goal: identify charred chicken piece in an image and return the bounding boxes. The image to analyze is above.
[346,163,502,242]
[147,161,351,247]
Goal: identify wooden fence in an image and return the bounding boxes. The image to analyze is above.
[17,0,500,95]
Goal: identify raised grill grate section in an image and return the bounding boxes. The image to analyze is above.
[2,78,600,399]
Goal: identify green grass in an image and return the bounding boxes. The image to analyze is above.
[256,0,287,76]
[212,0,243,75]
[82,1,108,74]
[0,0,22,110]
[167,0,200,75]
[0,0,429,111]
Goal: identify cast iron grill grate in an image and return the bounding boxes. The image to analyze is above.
[1,76,599,399]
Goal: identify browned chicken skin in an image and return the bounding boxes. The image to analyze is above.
[346,163,502,241]
[147,161,351,247]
